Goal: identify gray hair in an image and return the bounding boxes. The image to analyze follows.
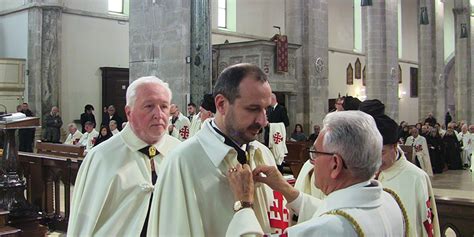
[67,123,77,129]
[109,120,117,126]
[321,111,382,180]
[126,76,172,107]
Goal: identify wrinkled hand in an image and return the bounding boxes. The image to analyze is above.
[252,165,299,202]
[227,164,254,203]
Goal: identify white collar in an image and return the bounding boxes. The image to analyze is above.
[196,119,237,167]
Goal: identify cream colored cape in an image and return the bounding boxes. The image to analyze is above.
[268,122,288,165]
[67,125,180,236]
[405,135,433,176]
[378,147,440,237]
[169,112,191,141]
[188,113,202,138]
[64,130,83,145]
[148,120,291,236]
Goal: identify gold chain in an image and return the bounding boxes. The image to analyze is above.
[383,188,410,237]
[323,209,365,237]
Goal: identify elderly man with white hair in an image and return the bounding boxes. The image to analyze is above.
[68,76,181,236]
[226,111,406,236]
[64,123,82,145]
[109,119,119,135]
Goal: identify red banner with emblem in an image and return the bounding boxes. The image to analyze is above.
[274,35,288,73]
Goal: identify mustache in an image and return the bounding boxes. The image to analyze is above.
[249,123,262,130]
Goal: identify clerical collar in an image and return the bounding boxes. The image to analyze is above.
[210,121,247,164]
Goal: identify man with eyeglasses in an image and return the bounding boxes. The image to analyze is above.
[226,111,406,236]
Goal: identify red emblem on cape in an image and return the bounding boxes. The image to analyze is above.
[423,198,434,237]
[267,191,289,234]
[179,126,189,139]
[273,132,283,144]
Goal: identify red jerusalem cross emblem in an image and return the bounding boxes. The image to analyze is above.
[267,191,289,234]
[273,132,283,144]
[179,126,189,139]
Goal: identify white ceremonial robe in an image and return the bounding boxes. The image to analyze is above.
[111,128,119,135]
[78,129,99,153]
[227,180,404,237]
[67,125,180,236]
[293,160,326,223]
[148,119,291,236]
[378,147,440,237]
[268,122,288,165]
[405,135,434,176]
[458,132,473,166]
[188,113,202,138]
[169,112,191,141]
[64,130,83,145]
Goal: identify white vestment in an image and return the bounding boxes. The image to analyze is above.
[227,180,404,237]
[188,113,202,138]
[378,147,440,237]
[78,129,99,153]
[64,130,83,145]
[111,128,119,135]
[148,120,291,236]
[67,125,180,236]
[457,132,473,166]
[169,112,191,141]
[405,135,433,176]
[268,122,288,165]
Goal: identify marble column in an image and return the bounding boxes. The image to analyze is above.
[418,0,445,122]
[27,4,62,118]
[129,0,191,109]
[190,0,212,104]
[286,0,329,130]
[453,0,471,122]
[363,0,399,120]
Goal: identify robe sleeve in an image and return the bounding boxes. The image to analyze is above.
[226,208,264,237]
[67,152,113,236]
[147,152,205,236]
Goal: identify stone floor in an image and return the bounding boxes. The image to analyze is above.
[47,170,473,236]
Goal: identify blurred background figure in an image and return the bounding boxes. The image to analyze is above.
[80,104,96,133]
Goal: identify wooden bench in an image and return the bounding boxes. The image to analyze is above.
[18,141,85,231]
[436,196,474,237]
[285,141,312,178]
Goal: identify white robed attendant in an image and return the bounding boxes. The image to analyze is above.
[78,129,99,153]
[68,76,181,236]
[169,112,191,141]
[148,120,291,236]
[378,146,440,237]
[405,134,433,176]
[188,113,201,138]
[458,131,473,166]
[268,122,288,165]
[64,129,82,145]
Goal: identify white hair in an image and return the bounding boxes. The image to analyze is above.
[67,123,77,129]
[126,76,172,107]
[109,120,117,126]
[321,111,382,180]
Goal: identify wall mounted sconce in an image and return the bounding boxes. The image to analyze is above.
[460,23,468,38]
[361,0,372,6]
[420,7,429,25]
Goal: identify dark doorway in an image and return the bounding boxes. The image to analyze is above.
[100,67,129,122]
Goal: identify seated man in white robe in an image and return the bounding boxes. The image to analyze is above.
[226,111,406,236]
[68,76,181,236]
[149,63,291,236]
[78,121,99,154]
[405,127,434,176]
[360,99,440,237]
[168,104,191,141]
[64,123,82,145]
[189,94,215,138]
[458,124,473,167]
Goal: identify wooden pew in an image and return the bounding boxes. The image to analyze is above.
[436,196,474,237]
[285,141,311,178]
[18,141,85,231]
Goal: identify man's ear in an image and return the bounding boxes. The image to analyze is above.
[330,154,344,179]
[125,106,131,121]
[215,94,228,115]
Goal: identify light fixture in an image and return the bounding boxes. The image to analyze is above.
[420,7,429,25]
[460,23,468,38]
[361,0,372,6]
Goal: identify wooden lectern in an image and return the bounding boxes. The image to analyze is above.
[0,117,47,236]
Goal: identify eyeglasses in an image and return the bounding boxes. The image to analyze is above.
[308,148,347,169]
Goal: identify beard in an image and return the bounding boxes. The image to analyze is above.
[224,109,262,145]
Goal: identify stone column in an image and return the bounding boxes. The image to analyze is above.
[418,0,445,122]
[190,0,212,104]
[286,0,328,130]
[453,0,471,122]
[27,3,62,118]
[363,0,399,120]
[129,0,191,109]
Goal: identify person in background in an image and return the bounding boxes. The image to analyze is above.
[187,102,197,122]
[80,104,96,133]
[168,104,191,141]
[426,127,445,174]
[109,120,119,135]
[291,124,306,142]
[102,105,123,131]
[444,112,452,130]
[78,121,99,154]
[264,93,289,146]
[18,102,35,152]
[64,123,83,145]
[424,112,437,127]
[307,125,320,144]
[94,126,113,147]
[443,124,463,170]
[42,106,63,143]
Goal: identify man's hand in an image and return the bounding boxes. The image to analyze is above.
[227,164,254,203]
[253,165,299,202]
